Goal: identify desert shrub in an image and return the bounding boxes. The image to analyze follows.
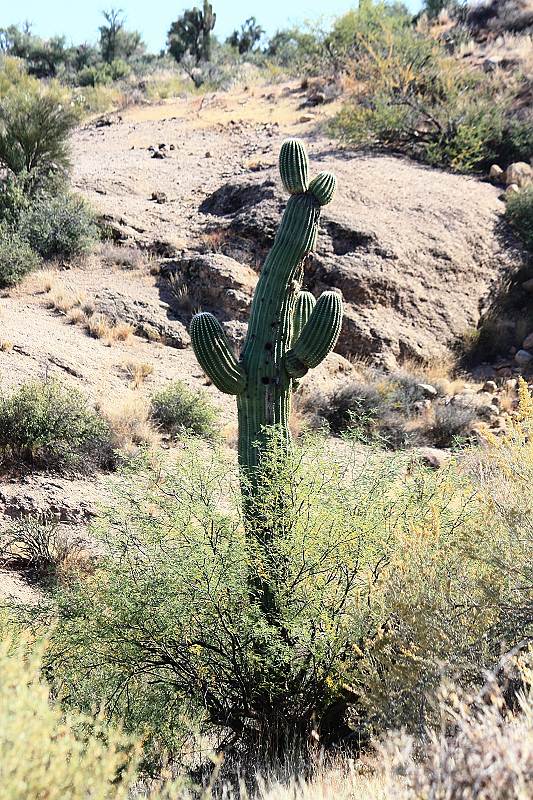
[18,191,98,259]
[380,660,533,800]
[506,186,533,251]
[0,517,83,587]
[0,223,41,287]
[310,372,434,447]
[430,403,477,447]
[0,379,116,472]
[37,418,531,773]
[0,86,78,184]
[150,381,219,440]
[0,633,145,800]
[329,2,526,172]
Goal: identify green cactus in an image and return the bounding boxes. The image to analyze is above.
[191,138,342,511]
[201,1,216,62]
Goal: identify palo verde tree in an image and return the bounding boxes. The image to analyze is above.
[99,8,143,64]
[191,139,343,536]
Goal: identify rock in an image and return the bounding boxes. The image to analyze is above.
[505,162,532,188]
[416,382,438,398]
[299,115,313,123]
[523,332,533,350]
[205,151,212,158]
[197,164,523,367]
[411,447,452,469]
[151,191,167,204]
[489,164,505,183]
[413,399,431,413]
[306,92,326,106]
[482,379,498,393]
[151,150,167,159]
[514,349,533,366]
[505,183,520,196]
[522,278,533,293]
[160,253,257,321]
[471,365,496,381]
[93,289,190,348]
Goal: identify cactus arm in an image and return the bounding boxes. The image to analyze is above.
[293,291,316,341]
[190,312,246,395]
[285,291,343,378]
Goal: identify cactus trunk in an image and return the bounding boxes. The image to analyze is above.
[191,139,342,533]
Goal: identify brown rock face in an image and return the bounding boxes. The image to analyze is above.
[197,155,525,367]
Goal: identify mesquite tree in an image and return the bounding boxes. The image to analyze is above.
[191,139,343,528]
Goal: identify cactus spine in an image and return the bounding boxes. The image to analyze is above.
[191,139,342,512]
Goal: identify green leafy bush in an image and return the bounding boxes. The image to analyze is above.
[0,380,116,472]
[150,381,219,439]
[0,223,41,287]
[40,424,531,768]
[329,2,528,172]
[506,186,533,251]
[0,87,78,184]
[18,192,98,259]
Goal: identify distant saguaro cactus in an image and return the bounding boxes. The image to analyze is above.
[191,139,342,517]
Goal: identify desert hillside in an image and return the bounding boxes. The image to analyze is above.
[0,2,532,798]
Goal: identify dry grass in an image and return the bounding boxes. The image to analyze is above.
[100,394,159,453]
[45,288,86,315]
[66,307,88,326]
[100,242,148,271]
[86,315,133,345]
[31,269,60,295]
[0,340,13,352]
[120,360,154,388]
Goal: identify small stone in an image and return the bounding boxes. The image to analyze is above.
[505,183,520,196]
[169,144,175,150]
[299,115,313,123]
[482,379,498,394]
[505,162,532,188]
[514,349,533,366]
[205,151,212,158]
[523,332,533,350]
[412,447,452,470]
[151,191,167,204]
[158,143,166,150]
[416,382,438,398]
[151,150,167,159]
[489,164,504,183]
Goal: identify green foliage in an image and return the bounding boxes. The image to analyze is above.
[98,8,144,65]
[18,192,98,260]
[506,186,533,251]
[150,381,220,440]
[0,224,41,287]
[167,2,217,64]
[40,429,531,765]
[0,633,144,800]
[0,380,116,472]
[227,17,264,55]
[328,1,529,172]
[0,87,78,183]
[0,24,69,78]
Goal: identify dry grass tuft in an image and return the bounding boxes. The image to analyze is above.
[100,395,159,453]
[121,360,154,388]
[0,340,13,352]
[45,288,86,315]
[100,242,148,271]
[32,269,59,295]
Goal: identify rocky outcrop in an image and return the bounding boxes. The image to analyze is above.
[94,289,190,348]
[197,156,526,368]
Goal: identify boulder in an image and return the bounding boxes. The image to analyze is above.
[93,289,190,348]
[523,332,533,350]
[160,253,257,321]
[489,164,505,183]
[505,162,532,187]
[515,349,533,366]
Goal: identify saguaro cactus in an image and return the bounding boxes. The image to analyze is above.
[191,139,342,506]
